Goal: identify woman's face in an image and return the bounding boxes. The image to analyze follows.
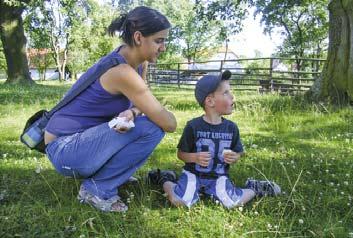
[139,29,169,63]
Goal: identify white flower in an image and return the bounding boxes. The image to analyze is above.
[298,219,304,224]
[344,181,349,185]
[35,165,42,174]
[267,223,272,229]
[238,206,243,212]
[0,190,6,201]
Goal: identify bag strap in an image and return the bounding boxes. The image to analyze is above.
[46,55,121,118]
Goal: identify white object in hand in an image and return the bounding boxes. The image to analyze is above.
[222,149,232,156]
[108,117,135,129]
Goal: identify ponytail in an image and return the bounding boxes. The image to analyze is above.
[107,6,171,46]
[108,14,128,36]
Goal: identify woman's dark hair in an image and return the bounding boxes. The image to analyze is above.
[108,6,171,46]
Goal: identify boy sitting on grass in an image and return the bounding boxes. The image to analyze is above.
[149,70,281,208]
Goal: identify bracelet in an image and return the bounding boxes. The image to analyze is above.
[130,108,137,119]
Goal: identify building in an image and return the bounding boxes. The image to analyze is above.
[188,47,242,74]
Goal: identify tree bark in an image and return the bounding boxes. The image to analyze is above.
[308,0,353,103]
[0,1,33,84]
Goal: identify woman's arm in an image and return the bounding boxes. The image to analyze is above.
[100,64,177,132]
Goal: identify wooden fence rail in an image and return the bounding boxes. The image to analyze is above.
[147,57,326,94]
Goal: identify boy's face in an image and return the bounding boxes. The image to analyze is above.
[208,81,234,115]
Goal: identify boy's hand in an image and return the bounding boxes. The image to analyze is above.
[223,150,241,164]
[195,152,211,167]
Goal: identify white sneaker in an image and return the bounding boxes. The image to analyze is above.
[245,179,281,197]
[77,185,128,212]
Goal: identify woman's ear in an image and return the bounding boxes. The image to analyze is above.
[133,31,143,46]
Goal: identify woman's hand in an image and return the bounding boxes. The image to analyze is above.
[113,108,136,133]
[117,108,135,121]
[223,150,242,165]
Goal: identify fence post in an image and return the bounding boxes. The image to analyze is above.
[177,63,180,88]
[269,58,274,91]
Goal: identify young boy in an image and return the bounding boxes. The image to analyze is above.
[149,71,281,208]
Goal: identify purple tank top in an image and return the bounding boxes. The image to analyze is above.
[46,46,143,137]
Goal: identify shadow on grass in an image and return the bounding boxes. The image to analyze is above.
[0,83,69,106]
[1,145,352,237]
[1,85,352,237]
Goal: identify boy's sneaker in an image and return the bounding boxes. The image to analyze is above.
[148,169,177,186]
[245,178,281,197]
[77,185,128,212]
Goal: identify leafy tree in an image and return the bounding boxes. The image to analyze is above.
[67,0,119,79]
[250,0,329,71]
[26,0,91,81]
[147,0,246,63]
[0,0,33,84]
[308,0,353,103]
[27,48,53,80]
[0,40,6,73]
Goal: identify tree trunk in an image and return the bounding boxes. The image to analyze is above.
[308,0,353,103]
[0,1,33,84]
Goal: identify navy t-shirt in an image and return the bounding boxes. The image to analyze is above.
[177,116,243,177]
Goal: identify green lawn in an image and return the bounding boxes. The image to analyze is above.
[0,82,352,237]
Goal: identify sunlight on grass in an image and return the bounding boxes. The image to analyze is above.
[0,82,352,237]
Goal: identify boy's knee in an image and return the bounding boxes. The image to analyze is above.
[164,181,190,207]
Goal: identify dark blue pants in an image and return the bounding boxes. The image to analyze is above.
[46,116,164,199]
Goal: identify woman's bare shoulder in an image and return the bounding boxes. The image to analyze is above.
[106,64,137,80]
[100,63,146,94]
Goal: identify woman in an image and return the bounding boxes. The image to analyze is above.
[44,6,177,212]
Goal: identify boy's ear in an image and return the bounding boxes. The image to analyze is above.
[204,95,215,108]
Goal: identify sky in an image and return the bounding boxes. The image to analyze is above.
[229,9,284,57]
[95,0,283,58]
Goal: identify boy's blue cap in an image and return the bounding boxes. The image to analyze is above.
[195,70,232,106]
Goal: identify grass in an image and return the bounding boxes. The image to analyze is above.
[0,81,352,237]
